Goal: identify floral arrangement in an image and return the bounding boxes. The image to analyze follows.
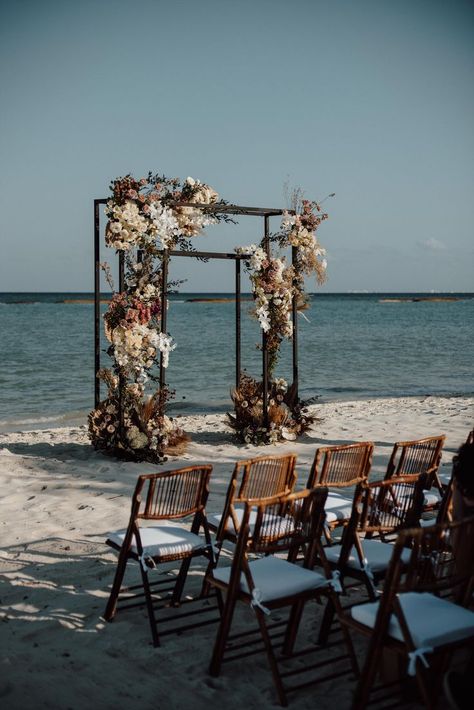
[227,373,315,445]
[104,173,219,252]
[89,173,329,456]
[229,194,328,445]
[89,172,221,463]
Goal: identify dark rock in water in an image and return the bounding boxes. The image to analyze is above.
[186,297,252,302]
[379,297,461,303]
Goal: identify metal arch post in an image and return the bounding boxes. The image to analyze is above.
[262,215,270,428]
[236,258,241,389]
[159,250,169,398]
[291,246,299,401]
[94,200,101,408]
[118,251,126,441]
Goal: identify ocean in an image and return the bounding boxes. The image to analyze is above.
[0,292,473,432]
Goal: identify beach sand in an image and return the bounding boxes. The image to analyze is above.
[1,395,472,709]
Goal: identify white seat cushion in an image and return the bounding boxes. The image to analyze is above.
[208,508,292,537]
[324,539,411,574]
[324,492,353,523]
[423,491,441,507]
[351,592,474,648]
[107,524,205,559]
[212,555,330,602]
[208,506,245,532]
[393,490,441,507]
[209,494,352,532]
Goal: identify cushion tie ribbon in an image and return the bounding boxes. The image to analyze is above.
[250,588,271,616]
[329,570,343,594]
[138,552,156,573]
[407,646,434,676]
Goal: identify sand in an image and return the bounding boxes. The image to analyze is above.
[0,395,472,709]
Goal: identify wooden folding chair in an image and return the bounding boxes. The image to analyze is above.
[337,516,474,709]
[318,471,430,645]
[384,435,446,512]
[103,465,215,646]
[207,453,298,544]
[305,442,373,537]
[206,487,357,706]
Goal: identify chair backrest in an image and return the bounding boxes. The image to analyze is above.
[384,435,445,481]
[232,487,329,565]
[360,472,429,539]
[434,474,454,525]
[306,442,373,489]
[215,454,297,542]
[130,465,213,521]
[233,454,297,500]
[381,516,474,605]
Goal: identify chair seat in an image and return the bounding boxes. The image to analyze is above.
[208,508,291,537]
[107,524,206,559]
[325,539,411,574]
[394,489,441,507]
[212,555,330,603]
[423,491,441,507]
[351,592,474,648]
[324,492,353,523]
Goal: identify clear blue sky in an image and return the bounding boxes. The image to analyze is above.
[1,0,473,292]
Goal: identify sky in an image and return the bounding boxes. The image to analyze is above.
[1,0,473,293]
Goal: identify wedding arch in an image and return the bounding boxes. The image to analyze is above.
[89,173,328,462]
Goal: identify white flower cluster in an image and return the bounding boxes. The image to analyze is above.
[148,202,180,250]
[235,244,267,271]
[126,425,149,449]
[148,331,176,368]
[112,323,176,380]
[273,377,288,392]
[185,176,219,204]
[256,258,293,337]
[281,211,327,274]
[172,176,219,237]
[105,200,148,250]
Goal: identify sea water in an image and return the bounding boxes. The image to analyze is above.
[0,292,473,431]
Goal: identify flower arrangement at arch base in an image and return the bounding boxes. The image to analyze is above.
[228,373,316,445]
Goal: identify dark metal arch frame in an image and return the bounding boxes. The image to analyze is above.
[94,199,299,427]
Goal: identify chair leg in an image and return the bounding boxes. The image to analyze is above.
[140,564,160,647]
[171,556,192,605]
[414,660,437,710]
[351,635,382,709]
[103,553,128,621]
[214,588,225,616]
[209,593,238,677]
[339,622,360,678]
[282,599,305,656]
[255,609,288,706]
[317,597,335,646]
[200,547,221,598]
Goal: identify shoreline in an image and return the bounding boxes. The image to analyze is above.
[2,392,473,435]
[1,394,472,709]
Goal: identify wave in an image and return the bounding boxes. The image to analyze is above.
[0,410,87,433]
